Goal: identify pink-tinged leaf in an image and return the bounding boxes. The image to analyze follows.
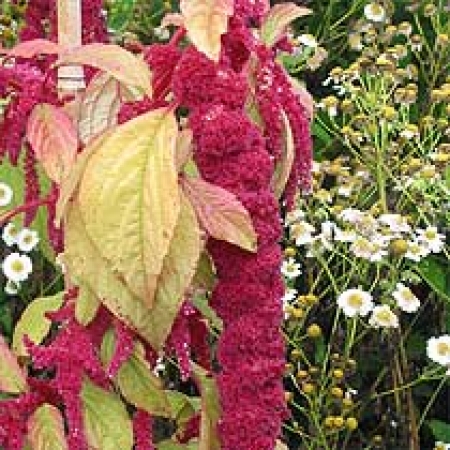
[56,44,152,96]
[289,76,314,120]
[260,3,312,47]
[4,39,61,58]
[271,110,295,198]
[161,13,185,28]
[27,404,68,450]
[180,0,233,61]
[77,72,122,145]
[182,177,257,252]
[27,103,78,183]
[0,335,27,394]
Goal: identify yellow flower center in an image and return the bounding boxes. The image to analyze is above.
[437,342,450,356]
[425,230,437,240]
[347,294,363,309]
[11,260,24,273]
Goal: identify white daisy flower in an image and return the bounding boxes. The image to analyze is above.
[281,258,302,279]
[0,181,13,207]
[350,236,387,262]
[427,335,450,367]
[434,441,450,450]
[16,228,39,253]
[405,239,431,262]
[337,288,374,318]
[4,279,20,295]
[339,208,364,224]
[337,184,354,197]
[364,3,386,22]
[416,226,446,253]
[393,283,420,313]
[334,227,357,243]
[369,305,399,328]
[297,34,318,48]
[2,253,33,283]
[378,214,411,234]
[282,287,298,304]
[2,222,20,247]
[291,221,316,246]
[285,209,305,226]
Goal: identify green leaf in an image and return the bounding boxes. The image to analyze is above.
[0,159,53,260]
[192,364,221,450]
[182,177,257,252]
[0,335,27,394]
[260,3,311,47]
[191,294,223,331]
[108,0,136,31]
[81,379,133,450]
[75,286,101,326]
[77,108,181,309]
[101,330,171,417]
[192,251,216,291]
[417,256,450,303]
[428,419,450,442]
[27,404,68,450]
[12,292,64,357]
[158,440,198,450]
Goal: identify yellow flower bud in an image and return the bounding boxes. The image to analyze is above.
[307,324,322,338]
[346,417,358,431]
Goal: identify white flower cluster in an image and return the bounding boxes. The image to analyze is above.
[285,208,446,263]
[2,221,39,295]
[337,283,421,329]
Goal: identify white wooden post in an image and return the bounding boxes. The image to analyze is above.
[57,0,85,93]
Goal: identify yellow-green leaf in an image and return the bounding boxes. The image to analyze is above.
[75,286,101,326]
[192,251,216,291]
[55,131,112,227]
[182,177,257,252]
[27,404,68,450]
[192,364,221,450]
[12,292,64,357]
[56,44,152,96]
[26,104,78,182]
[271,110,295,198]
[101,330,171,417]
[77,108,180,309]
[180,0,233,61]
[149,192,202,348]
[64,201,194,350]
[260,3,312,47]
[0,335,27,394]
[81,379,133,450]
[175,128,193,172]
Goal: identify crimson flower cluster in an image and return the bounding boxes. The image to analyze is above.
[169,4,311,445]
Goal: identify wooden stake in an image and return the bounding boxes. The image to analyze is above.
[57,0,85,93]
